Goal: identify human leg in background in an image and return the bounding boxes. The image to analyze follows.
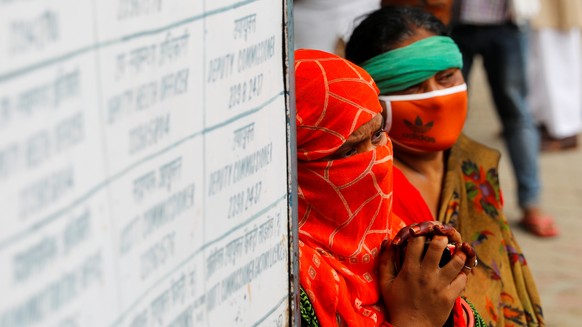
[527,28,582,151]
[453,23,559,237]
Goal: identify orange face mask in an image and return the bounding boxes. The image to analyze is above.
[379,84,468,152]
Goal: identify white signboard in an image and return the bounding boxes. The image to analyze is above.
[0,0,294,326]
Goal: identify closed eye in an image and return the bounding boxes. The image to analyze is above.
[437,72,454,82]
[436,69,461,86]
[399,83,422,94]
[344,148,358,158]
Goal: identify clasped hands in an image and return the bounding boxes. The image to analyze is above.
[378,221,477,327]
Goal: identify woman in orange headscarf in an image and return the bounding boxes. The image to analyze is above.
[294,49,480,327]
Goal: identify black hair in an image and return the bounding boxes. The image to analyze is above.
[345,6,448,65]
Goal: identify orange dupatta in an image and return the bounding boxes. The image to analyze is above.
[295,49,405,326]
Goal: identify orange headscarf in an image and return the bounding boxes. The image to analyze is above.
[295,49,404,326]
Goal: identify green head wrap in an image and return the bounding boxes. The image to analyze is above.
[360,36,463,94]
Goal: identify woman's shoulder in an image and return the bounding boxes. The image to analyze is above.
[454,134,501,165]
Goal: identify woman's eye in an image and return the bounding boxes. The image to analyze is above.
[344,148,358,158]
[437,69,458,84]
[402,84,421,94]
[373,129,384,142]
[438,72,454,81]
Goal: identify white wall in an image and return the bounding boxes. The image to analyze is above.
[0,0,293,326]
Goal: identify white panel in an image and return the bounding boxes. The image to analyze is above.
[0,0,291,326]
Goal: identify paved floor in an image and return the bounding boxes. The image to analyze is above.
[463,60,582,327]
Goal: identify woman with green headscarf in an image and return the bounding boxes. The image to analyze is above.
[346,6,545,327]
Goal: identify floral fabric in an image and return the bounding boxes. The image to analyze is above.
[439,134,544,326]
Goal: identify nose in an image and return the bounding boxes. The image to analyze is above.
[358,141,375,154]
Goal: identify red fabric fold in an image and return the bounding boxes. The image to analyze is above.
[392,166,434,223]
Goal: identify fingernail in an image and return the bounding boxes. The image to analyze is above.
[381,240,389,251]
[410,226,420,235]
[391,236,401,246]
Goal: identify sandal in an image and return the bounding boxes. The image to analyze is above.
[519,215,559,238]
